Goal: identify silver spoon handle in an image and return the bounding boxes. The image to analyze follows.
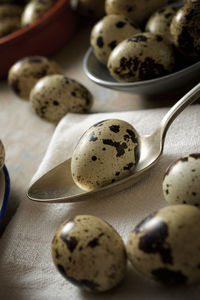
[160,82,200,140]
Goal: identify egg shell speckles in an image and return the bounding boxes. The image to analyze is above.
[8,56,62,100]
[162,153,200,206]
[105,0,169,25]
[90,14,141,65]
[0,139,5,170]
[107,32,175,82]
[170,1,200,59]
[71,119,140,191]
[126,205,200,285]
[30,74,93,123]
[145,5,178,42]
[51,215,127,292]
[21,0,55,27]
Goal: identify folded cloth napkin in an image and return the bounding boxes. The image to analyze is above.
[1,106,200,300]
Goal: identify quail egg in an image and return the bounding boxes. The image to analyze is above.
[126,205,200,285]
[90,14,141,65]
[145,5,178,42]
[71,119,140,191]
[0,139,5,170]
[8,56,62,100]
[108,32,175,82]
[0,17,20,37]
[51,215,127,292]
[76,0,105,20]
[21,0,55,27]
[105,0,170,25]
[0,4,23,18]
[30,74,93,123]
[170,0,200,59]
[162,153,200,206]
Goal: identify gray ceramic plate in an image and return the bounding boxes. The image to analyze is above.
[83,47,200,96]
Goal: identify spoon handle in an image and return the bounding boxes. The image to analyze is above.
[159,82,200,140]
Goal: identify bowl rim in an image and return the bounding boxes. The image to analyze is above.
[0,0,70,46]
[0,165,10,220]
[83,47,200,89]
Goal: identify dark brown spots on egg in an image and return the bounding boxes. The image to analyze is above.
[127,6,133,12]
[28,56,43,63]
[138,219,173,264]
[111,179,115,183]
[55,249,61,259]
[156,35,163,42]
[115,172,120,176]
[109,125,120,133]
[139,57,167,80]
[102,147,106,151]
[192,192,197,196]
[165,13,173,19]
[53,100,59,106]
[92,156,97,161]
[116,21,126,28]
[89,131,98,142]
[151,268,187,285]
[190,153,200,159]
[61,233,78,253]
[165,189,169,195]
[57,264,99,290]
[126,129,138,143]
[71,91,76,97]
[87,237,99,248]
[109,40,117,50]
[102,139,127,157]
[123,162,134,170]
[96,36,104,48]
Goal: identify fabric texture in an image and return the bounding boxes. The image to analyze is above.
[1,106,200,300]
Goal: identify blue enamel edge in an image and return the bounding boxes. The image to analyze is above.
[0,165,11,219]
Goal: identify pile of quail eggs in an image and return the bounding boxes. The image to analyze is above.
[8,55,93,123]
[51,152,200,291]
[0,0,57,38]
[90,0,199,82]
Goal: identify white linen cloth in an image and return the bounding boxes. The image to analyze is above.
[1,106,200,300]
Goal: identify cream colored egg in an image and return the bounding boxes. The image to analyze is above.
[90,14,141,65]
[8,56,62,100]
[51,215,127,292]
[71,119,140,191]
[108,32,175,82]
[126,205,200,284]
[163,153,200,206]
[105,0,170,25]
[0,139,5,170]
[21,0,55,27]
[145,5,178,42]
[30,74,93,123]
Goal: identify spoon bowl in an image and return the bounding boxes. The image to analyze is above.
[27,83,200,203]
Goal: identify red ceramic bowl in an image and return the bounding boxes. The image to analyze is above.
[0,0,77,79]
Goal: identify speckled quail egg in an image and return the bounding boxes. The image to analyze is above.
[126,205,200,285]
[71,119,140,191]
[105,0,170,25]
[170,0,200,59]
[145,5,178,42]
[162,153,200,206]
[0,139,5,170]
[8,56,62,100]
[76,0,105,20]
[108,32,175,82]
[0,4,23,18]
[21,0,55,27]
[30,74,93,123]
[0,17,20,37]
[90,14,141,65]
[51,215,127,292]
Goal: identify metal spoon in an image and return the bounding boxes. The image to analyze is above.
[27,83,200,203]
